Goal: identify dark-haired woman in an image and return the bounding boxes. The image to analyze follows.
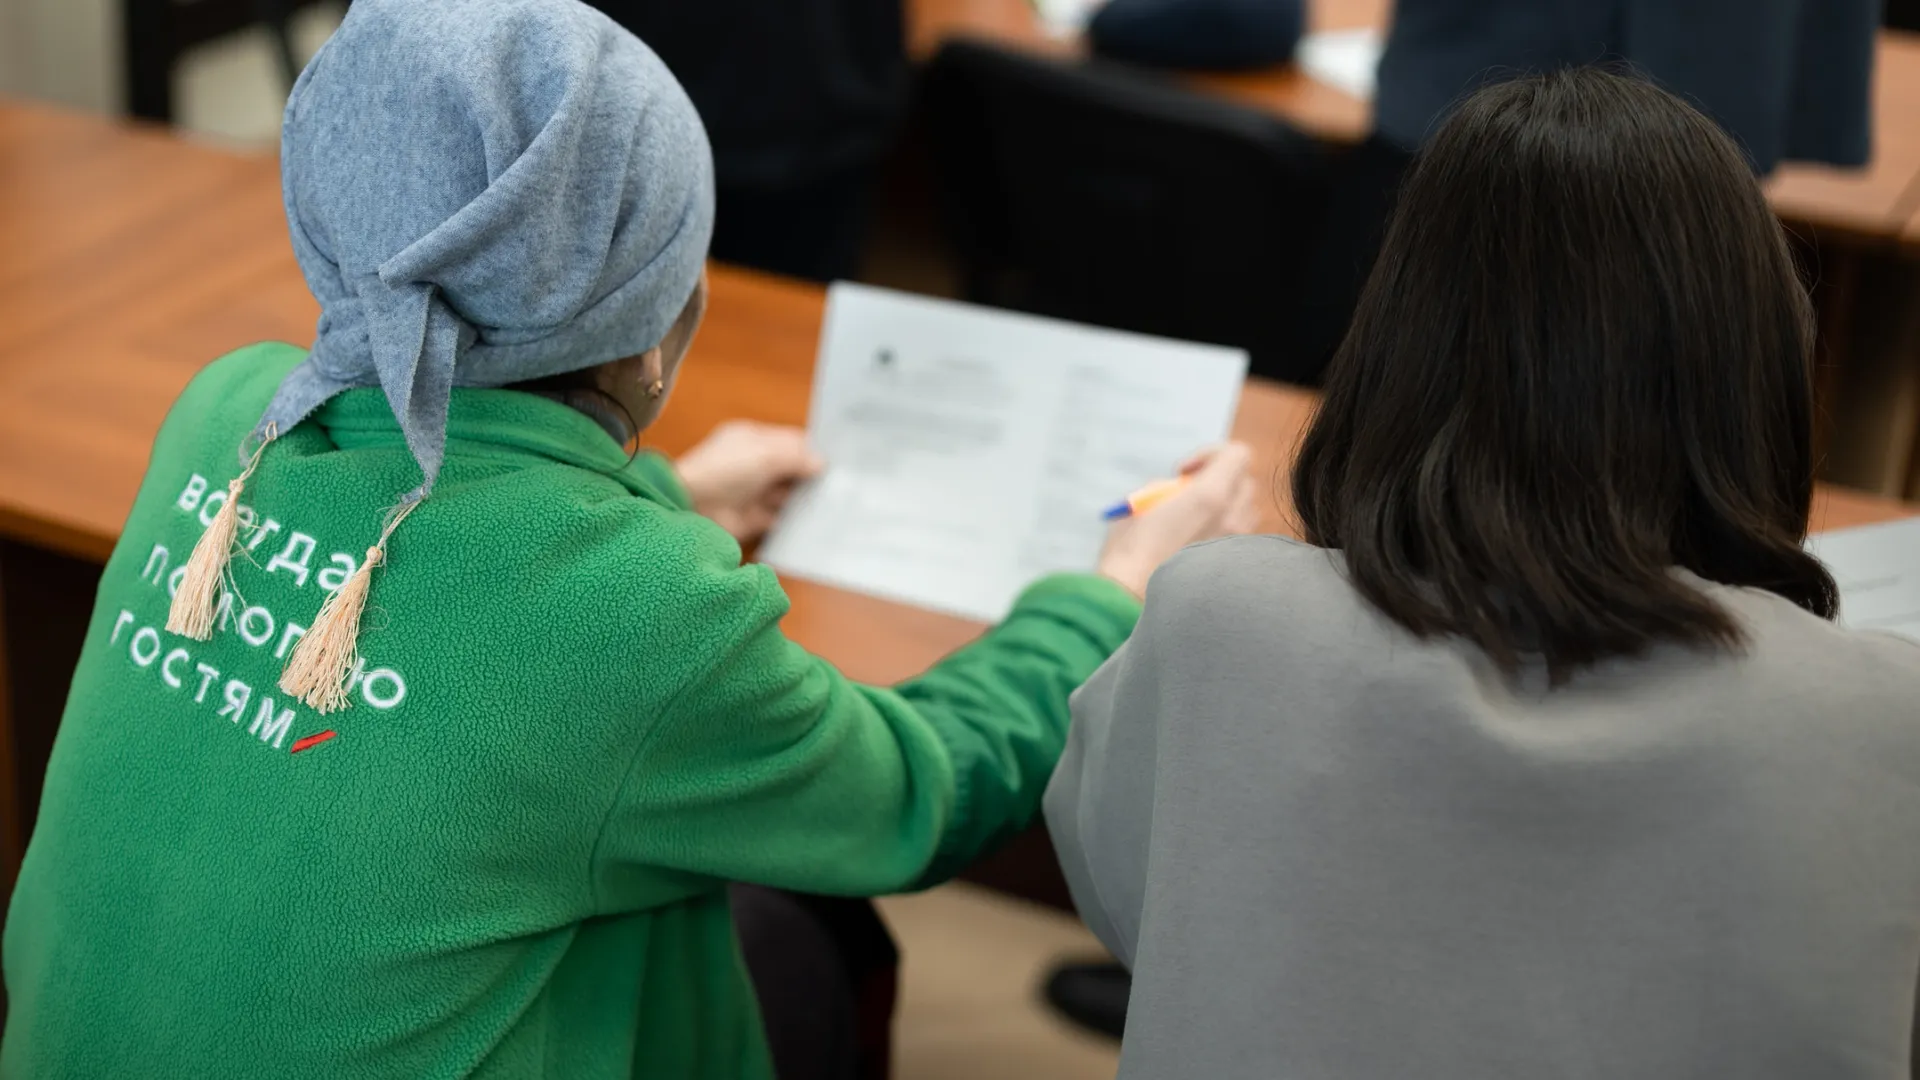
[1046,67,1920,1078]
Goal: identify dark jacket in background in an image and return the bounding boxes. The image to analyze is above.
[589,0,907,188]
[1303,0,1878,381]
[1088,0,1305,71]
[587,1,908,280]
[1375,0,1878,172]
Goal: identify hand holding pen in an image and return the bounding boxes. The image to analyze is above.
[1094,443,1260,599]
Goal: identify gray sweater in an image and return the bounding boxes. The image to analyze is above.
[1047,535,1920,1078]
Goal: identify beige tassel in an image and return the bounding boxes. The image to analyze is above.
[167,428,275,641]
[280,500,419,714]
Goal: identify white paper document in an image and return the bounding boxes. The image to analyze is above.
[1297,28,1383,101]
[759,283,1248,623]
[1807,516,1920,643]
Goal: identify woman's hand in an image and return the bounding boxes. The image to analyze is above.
[675,421,824,543]
[1096,443,1260,599]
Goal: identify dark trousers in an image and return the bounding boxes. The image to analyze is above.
[732,885,899,1080]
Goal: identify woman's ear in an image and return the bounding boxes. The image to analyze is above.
[658,273,710,373]
[637,346,665,394]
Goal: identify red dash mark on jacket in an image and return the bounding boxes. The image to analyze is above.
[290,730,337,754]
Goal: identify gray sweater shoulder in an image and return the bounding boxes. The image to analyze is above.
[1144,534,1920,715]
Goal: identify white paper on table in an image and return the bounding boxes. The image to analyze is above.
[1806,516,1920,643]
[1032,0,1105,37]
[759,283,1248,624]
[1297,28,1383,101]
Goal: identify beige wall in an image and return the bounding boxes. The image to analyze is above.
[0,0,120,113]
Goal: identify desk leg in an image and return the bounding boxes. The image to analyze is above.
[1814,253,1920,495]
[0,569,17,914]
[0,537,100,1018]
[1904,267,1920,501]
[959,822,1074,913]
[1908,398,1920,501]
[1811,244,1861,467]
[1,562,15,1025]
[0,542,101,890]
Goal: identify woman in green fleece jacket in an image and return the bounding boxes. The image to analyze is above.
[0,1,1254,1078]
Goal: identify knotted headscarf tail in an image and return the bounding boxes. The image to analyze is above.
[202,0,714,709]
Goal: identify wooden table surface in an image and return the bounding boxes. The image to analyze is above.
[1765,32,1920,248]
[1,98,1913,684]
[0,104,313,561]
[0,95,1914,922]
[907,0,1389,140]
[908,0,1920,244]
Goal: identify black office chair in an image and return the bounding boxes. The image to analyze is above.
[921,39,1332,386]
[123,0,339,122]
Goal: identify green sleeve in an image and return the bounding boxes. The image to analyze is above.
[591,569,1140,904]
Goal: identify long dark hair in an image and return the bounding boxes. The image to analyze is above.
[1292,67,1838,680]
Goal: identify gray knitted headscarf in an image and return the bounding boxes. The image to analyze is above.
[167,0,714,712]
[258,0,715,500]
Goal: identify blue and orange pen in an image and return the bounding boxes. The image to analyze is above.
[1101,476,1193,520]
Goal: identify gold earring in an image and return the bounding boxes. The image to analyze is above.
[647,379,665,399]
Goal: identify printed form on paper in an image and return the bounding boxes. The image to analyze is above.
[1808,516,1920,644]
[759,283,1247,623]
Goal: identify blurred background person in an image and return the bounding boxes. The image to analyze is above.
[586,1,909,282]
[1298,0,1882,375]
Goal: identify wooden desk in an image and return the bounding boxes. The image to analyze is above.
[0,100,1914,903]
[907,0,1920,241]
[908,0,1388,141]
[664,286,1920,719]
[1766,32,1920,248]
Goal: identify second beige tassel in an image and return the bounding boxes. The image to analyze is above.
[280,500,418,714]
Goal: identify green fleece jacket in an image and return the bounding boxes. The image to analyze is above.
[2,343,1140,1079]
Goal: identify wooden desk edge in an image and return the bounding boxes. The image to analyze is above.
[1,396,1907,567]
[0,507,119,566]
